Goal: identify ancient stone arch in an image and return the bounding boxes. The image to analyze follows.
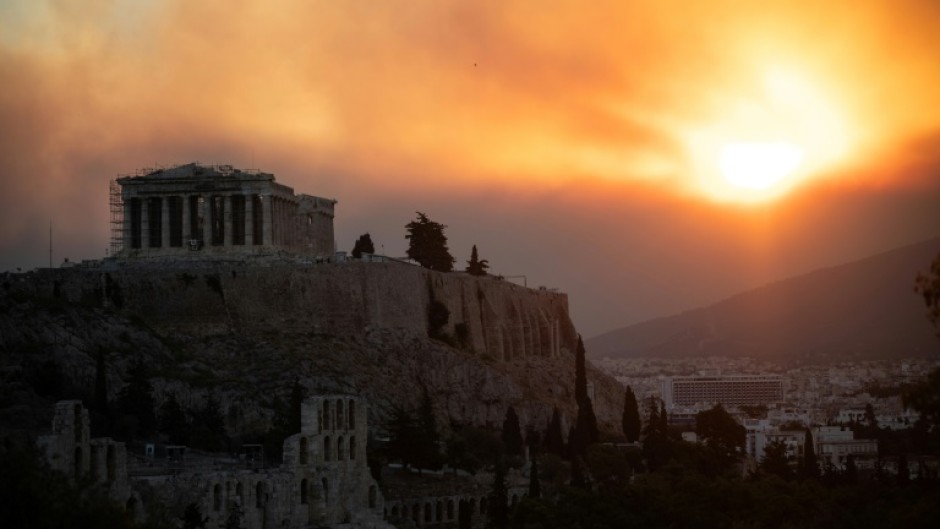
[324,436,332,462]
[336,400,345,430]
[349,436,356,460]
[337,435,345,461]
[213,484,222,511]
[299,437,308,464]
[255,482,265,509]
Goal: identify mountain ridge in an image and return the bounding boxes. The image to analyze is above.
[586,236,940,363]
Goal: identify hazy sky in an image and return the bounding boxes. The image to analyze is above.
[2,0,939,336]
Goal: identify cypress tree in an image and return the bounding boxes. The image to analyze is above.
[485,461,509,529]
[622,386,641,443]
[501,406,524,457]
[802,429,819,480]
[544,408,565,457]
[573,336,598,450]
[659,401,669,434]
[466,245,490,276]
[528,457,540,499]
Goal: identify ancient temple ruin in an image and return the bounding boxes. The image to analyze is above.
[110,163,335,259]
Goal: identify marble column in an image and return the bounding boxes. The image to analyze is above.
[245,194,254,246]
[140,197,150,252]
[181,195,191,248]
[161,196,170,250]
[224,194,233,248]
[122,198,132,253]
[263,194,273,248]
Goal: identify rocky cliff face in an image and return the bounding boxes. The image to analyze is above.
[1,260,623,440]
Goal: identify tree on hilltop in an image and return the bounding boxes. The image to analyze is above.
[405,212,454,271]
[352,233,375,258]
[466,245,490,276]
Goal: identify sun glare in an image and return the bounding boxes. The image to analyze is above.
[719,141,804,190]
[686,67,851,204]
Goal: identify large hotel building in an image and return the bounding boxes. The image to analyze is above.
[661,374,784,409]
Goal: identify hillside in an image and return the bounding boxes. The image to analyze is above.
[586,236,940,364]
[0,259,623,442]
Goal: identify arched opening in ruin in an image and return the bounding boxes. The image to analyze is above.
[74,447,82,478]
[424,503,432,523]
[213,484,221,511]
[321,478,329,504]
[411,504,420,522]
[323,401,331,430]
[391,505,399,518]
[89,445,100,481]
[337,436,345,461]
[436,500,443,522]
[368,485,377,509]
[106,444,115,481]
[300,478,309,504]
[235,482,243,504]
[459,499,473,527]
[336,400,344,430]
[255,482,265,509]
[299,437,308,465]
[447,499,454,520]
[324,436,332,462]
[349,400,356,427]
[73,404,82,443]
[349,436,356,460]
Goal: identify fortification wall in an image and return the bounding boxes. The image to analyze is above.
[25,260,579,362]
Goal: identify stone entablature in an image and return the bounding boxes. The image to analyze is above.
[114,163,335,259]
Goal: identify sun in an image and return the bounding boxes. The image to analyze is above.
[719,141,804,190]
[685,67,851,203]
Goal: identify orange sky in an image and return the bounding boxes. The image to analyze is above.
[2,0,939,335]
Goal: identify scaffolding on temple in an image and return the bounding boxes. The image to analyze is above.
[109,179,123,257]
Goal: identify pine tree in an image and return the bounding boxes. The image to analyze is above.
[351,233,375,259]
[466,245,490,276]
[622,386,641,443]
[501,406,524,457]
[405,212,455,272]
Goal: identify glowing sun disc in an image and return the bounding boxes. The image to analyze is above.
[719,141,805,190]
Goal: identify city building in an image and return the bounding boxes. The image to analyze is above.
[110,163,336,259]
[661,374,783,409]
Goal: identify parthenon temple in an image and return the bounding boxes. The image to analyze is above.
[111,163,335,259]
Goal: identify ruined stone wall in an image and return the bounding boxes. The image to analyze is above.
[36,401,130,504]
[29,260,578,362]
